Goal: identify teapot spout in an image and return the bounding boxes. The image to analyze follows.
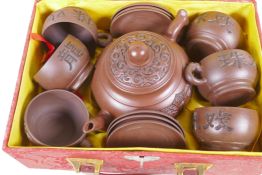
[166,9,189,42]
[82,111,113,134]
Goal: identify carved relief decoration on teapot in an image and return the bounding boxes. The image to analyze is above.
[109,33,172,88]
[160,84,192,116]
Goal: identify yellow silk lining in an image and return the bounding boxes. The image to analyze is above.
[8,0,262,156]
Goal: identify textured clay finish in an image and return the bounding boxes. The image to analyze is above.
[111,3,174,19]
[193,107,260,151]
[34,35,93,91]
[92,10,192,118]
[107,110,185,136]
[110,3,174,37]
[24,90,91,147]
[42,7,111,56]
[186,11,243,61]
[185,49,257,106]
[4,1,262,174]
[106,120,186,148]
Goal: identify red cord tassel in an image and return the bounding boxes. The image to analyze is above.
[30,33,55,62]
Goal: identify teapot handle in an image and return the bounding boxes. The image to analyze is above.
[166,9,189,42]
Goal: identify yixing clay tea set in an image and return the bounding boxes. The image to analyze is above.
[24,4,260,151]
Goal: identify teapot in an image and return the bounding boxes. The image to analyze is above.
[91,9,191,119]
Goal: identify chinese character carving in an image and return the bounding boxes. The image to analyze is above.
[50,11,65,21]
[65,41,84,57]
[207,14,233,33]
[73,9,91,25]
[57,41,85,71]
[58,49,78,71]
[196,13,234,33]
[203,110,233,131]
[218,52,255,68]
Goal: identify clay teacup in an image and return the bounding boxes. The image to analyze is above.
[34,34,93,90]
[193,107,260,151]
[186,11,243,61]
[42,6,112,56]
[24,90,111,147]
[185,49,257,106]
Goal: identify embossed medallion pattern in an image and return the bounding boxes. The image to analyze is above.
[110,33,172,88]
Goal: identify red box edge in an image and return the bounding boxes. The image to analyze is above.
[2,0,262,156]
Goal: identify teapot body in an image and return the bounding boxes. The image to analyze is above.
[91,31,191,118]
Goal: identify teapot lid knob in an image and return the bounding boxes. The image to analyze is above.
[127,41,151,66]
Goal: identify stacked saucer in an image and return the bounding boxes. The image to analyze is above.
[110,3,174,37]
[106,110,186,148]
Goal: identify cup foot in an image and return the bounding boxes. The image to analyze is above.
[67,62,94,91]
[209,82,256,106]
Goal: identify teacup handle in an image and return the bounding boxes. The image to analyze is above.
[185,63,207,86]
[97,32,113,47]
[83,111,113,134]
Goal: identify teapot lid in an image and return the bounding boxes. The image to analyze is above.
[104,31,181,94]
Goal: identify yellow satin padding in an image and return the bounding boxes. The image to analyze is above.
[7,0,262,156]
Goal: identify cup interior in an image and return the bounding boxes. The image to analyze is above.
[25,90,88,146]
[187,37,222,61]
[43,22,96,56]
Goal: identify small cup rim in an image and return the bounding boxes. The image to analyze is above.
[194,106,258,115]
[24,89,89,147]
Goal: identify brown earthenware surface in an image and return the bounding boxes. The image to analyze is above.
[42,7,98,56]
[91,31,191,117]
[34,34,93,90]
[112,5,173,20]
[186,11,243,61]
[82,111,113,134]
[111,8,172,26]
[185,49,257,106]
[92,10,191,118]
[107,115,184,137]
[107,110,185,136]
[24,90,89,147]
[193,107,260,151]
[107,115,184,136]
[111,3,173,20]
[106,120,186,148]
[110,4,174,37]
